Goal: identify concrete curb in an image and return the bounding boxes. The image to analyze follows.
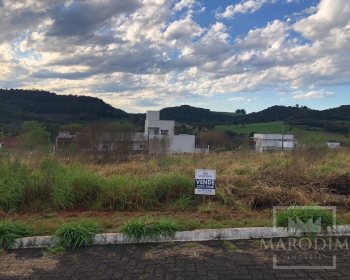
[11,225,350,249]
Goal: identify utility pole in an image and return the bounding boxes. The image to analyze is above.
[281,124,285,151]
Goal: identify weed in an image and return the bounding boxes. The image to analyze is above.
[0,221,31,249]
[0,160,28,211]
[120,216,179,241]
[98,175,150,210]
[172,196,195,210]
[149,174,193,205]
[222,240,241,253]
[46,245,66,255]
[276,206,337,234]
[54,220,102,249]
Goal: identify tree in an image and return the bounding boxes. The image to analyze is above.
[76,122,136,163]
[200,130,230,150]
[20,121,51,151]
[235,109,246,115]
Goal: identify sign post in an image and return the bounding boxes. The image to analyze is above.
[194,169,216,195]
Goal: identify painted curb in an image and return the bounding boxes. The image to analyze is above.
[11,225,350,249]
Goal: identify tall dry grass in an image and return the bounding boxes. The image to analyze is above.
[0,147,349,212]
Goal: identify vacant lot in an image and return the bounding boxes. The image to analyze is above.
[1,148,350,235]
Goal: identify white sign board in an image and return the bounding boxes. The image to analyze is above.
[195,169,216,195]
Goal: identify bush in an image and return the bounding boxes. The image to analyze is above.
[120,216,179,241]
[0,221,31,249]
[276,206,336,234]
[54,220,102,249]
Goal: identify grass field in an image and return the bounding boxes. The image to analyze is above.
[1,148,350,236]
[216,122,286,134]
[216,122,350,145]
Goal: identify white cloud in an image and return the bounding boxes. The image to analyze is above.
[173,0,196,11]
[228,96,253,102]
[164,16,204,44]
[292,90,335,100]
[216,0,269,19]
[294,0,350,40]
[0,0,350,111]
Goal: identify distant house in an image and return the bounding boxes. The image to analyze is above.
[55,131,76,151]
[253,133,295,152]
[326,142,341,149]
[145,111,197,153]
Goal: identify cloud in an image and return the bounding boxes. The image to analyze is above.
[164,16,204,43]
[216,0,269,19]
[292,90,335,100]
[46,0,140,37]
[228,96,253,102]
[0,0,350,111]
[173,0,196,11]
[293,0,350,40]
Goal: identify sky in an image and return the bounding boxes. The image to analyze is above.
[0,0,349,113]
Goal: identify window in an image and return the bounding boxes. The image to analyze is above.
[161,129,169,135]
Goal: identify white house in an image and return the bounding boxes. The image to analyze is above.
[326,142,341,149]
[253,133,295,152]
[145,111,196,153]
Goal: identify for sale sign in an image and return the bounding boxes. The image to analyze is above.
[194,169,216,195]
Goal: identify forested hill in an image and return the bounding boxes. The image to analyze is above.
[160,104,350,134]
[0,89,129,132]
[1,89,349,134]
[161,104,350,123]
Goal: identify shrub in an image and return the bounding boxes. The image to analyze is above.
[120,216,179,241]
[54,220,102,249]
[0,221,31,249]
[276,206,336,234]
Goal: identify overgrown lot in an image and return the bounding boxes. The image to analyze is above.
[0,148,349,235]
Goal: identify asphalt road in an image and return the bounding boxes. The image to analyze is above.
[1,239,350,280]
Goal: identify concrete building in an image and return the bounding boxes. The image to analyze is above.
[145,111,196,153]
[253,133,295,152]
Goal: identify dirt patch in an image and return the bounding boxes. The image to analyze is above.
[0,251,58,278]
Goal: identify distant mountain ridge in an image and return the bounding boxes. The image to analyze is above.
[161,104,350,123]
[1,89,349,134]
[0,89,129,132]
